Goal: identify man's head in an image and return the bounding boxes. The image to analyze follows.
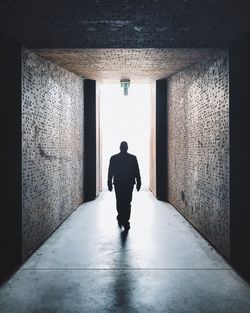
[120,141,128,153]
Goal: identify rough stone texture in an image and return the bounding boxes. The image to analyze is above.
[22,49,84,259]
[0,1,249,48]
[167,51,230,258]
[33,49,216,82]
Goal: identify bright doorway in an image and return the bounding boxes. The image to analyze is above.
[100,83,151,190]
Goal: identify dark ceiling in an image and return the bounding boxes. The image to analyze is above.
[0,0,250,49]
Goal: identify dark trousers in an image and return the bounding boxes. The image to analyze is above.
[114,184,134,227]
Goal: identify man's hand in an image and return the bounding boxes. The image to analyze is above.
[108,181,113,192]
[136,182,141,191]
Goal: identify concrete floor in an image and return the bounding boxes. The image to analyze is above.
[0,191,250,312]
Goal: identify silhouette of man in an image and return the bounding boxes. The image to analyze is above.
[108,141,141,231]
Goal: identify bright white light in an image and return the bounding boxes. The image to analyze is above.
[100,83,151,190]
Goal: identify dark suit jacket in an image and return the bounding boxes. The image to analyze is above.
[108,152,141,187]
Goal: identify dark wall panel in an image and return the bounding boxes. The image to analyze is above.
[167,51,230,258]
[149,83,157,195]
[96,82,102,194]
[156,79,168,201]
[84,80,98,201]
[0,33,22,281]
[230,33,250,279]
[22,50,84,259]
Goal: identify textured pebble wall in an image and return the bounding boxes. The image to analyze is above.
[22,49,84,259]
[167,51,230,258]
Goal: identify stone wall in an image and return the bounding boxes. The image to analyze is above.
[167,51,230,258]
[22,49,84,259]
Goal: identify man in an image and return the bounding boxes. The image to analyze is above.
[108,141,141,231]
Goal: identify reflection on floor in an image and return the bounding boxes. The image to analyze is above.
[0,191,250,312]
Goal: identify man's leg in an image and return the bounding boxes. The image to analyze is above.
[114,186,123,226]
[115,184,134,230]
[122,185,134,230]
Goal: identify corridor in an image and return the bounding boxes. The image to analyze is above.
[0,191,250,312]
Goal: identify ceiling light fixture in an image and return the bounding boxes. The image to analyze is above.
[120,79,130,96]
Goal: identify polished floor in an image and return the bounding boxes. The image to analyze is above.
[0,191,250,312]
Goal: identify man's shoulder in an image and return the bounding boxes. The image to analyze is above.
[110,153,120,160]
[127,153,137,159]
[111,153,137,159]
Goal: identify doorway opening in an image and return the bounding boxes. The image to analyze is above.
[100,82,151,191]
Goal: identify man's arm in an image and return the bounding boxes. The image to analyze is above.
[107,157,114,191]
[134,156,141,191]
